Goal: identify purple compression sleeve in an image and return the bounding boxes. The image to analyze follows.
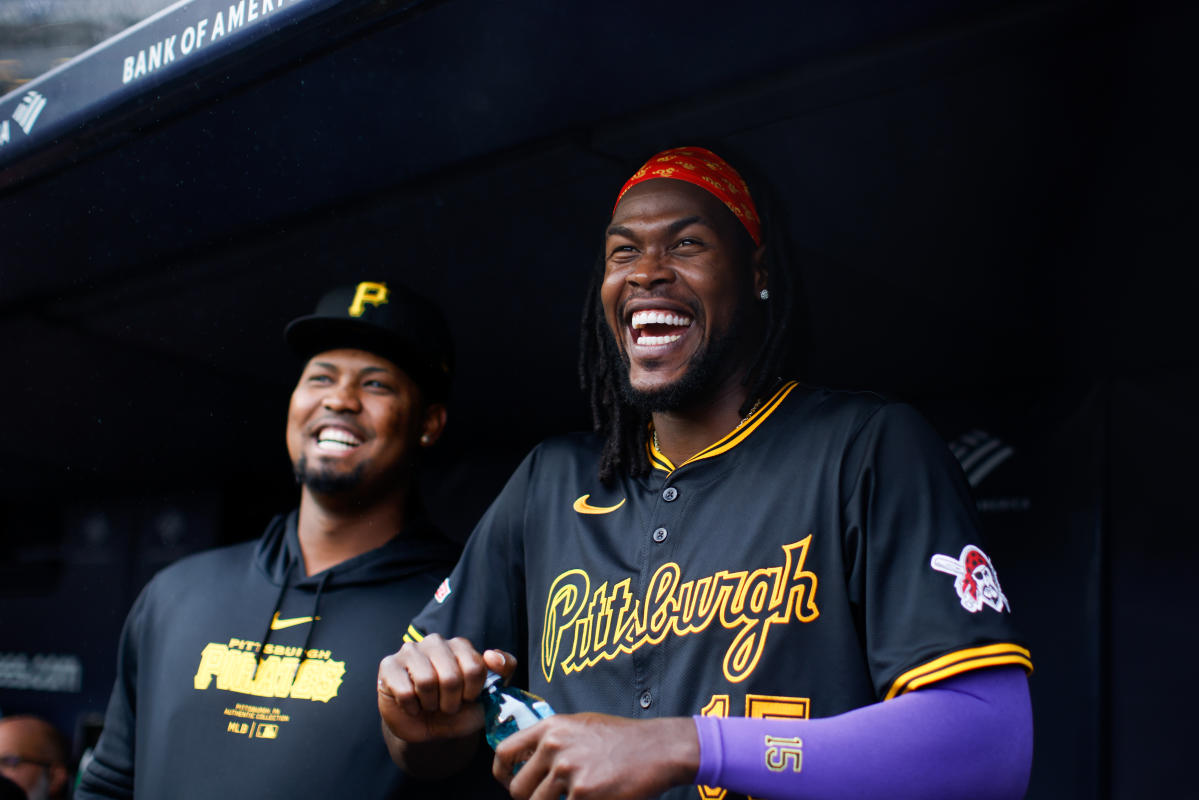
[693,666,1032,800]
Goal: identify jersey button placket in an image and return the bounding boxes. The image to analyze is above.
[636,478,678,717]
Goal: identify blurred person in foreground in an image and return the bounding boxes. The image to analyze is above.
[0,715,69,800]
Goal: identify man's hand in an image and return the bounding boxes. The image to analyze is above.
[376,635,516,775]
[493,713,699,800]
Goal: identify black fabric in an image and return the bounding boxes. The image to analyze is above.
[0,775,24,800]
[412,383,1029,800]
[76,510,502,799]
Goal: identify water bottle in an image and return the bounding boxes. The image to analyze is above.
[481,670,555,750]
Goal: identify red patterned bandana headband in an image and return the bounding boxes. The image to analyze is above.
[613,147,762,247]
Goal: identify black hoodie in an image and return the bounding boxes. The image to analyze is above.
[78,510,499,799]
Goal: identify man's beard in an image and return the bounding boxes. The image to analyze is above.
[293,455,367,495]
[611,307,747,414]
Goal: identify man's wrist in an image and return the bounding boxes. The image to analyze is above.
[649,716,701,787]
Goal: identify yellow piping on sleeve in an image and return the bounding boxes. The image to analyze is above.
[885,643,1033,700]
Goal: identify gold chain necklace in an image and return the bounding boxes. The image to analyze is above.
[652,396,764,454]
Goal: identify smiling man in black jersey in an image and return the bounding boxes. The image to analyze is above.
[379,148,1034,800]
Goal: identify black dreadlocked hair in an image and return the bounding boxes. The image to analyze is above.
[578,152,803,485]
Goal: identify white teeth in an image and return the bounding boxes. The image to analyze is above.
[635,333,684,346]
[316,428,362,448]
[630,310,693,330]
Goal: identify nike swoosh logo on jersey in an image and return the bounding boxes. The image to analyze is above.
[572,494,626,515]
[270,612,321,630]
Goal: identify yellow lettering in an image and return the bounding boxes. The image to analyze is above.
[247,655,300,698]
[195,643,228,690]
[645,563,682,637]
[780,537,820,623]
[541,570,589,683]
[542,538,821,685]
[290,658,345,703]
[724,620,765,681]
[348,281,389,317]
[196,644,344,703]
[215,648,256,692]
[678,575,722,633]
[611,579,642,646]
[585,583,610,652]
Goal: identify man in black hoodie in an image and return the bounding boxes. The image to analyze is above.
[78,280,500,799]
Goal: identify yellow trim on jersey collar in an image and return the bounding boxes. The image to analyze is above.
[647,380,800,473]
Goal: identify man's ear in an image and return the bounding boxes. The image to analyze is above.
[418,403,448,448]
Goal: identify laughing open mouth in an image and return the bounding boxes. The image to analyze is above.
[630,309,694,346]
[315,426,363,453]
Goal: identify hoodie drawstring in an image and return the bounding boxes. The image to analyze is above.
[253,560,294,680]
[297,572,330,671]
[253,562,330,687]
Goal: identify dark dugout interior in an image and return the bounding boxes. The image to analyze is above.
[1,1,1195,796]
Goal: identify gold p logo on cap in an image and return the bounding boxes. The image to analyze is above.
[348,281,389,317]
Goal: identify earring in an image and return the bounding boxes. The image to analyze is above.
[759,289,770,301]
[420,434,431,444]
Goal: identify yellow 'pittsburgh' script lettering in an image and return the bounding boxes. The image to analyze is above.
[194,644,345,702]
[541,537,819,684]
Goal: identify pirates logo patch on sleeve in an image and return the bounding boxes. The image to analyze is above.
[434,578,452,604]
[930,545,1010,613]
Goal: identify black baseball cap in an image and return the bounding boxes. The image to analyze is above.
[284,280,454,402]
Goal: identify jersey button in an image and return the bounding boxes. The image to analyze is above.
[639,690,652,709]
[652,527,668,543]
[662,487,678,502]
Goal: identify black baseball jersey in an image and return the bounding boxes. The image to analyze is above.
[408,382,1030,799]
